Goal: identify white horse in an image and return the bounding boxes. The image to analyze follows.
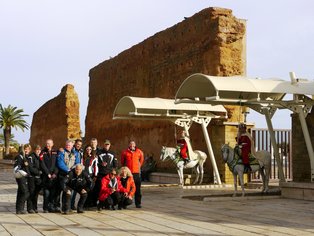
[221,144,271,197]
[160,146,207,186]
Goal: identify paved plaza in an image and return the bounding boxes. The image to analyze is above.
[0,162,314,236]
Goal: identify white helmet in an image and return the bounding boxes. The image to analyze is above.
[13,166,28,179]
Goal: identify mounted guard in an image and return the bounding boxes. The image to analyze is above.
[235,123,256,173]
[176,130,190,165]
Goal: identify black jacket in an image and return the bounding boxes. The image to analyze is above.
[14,153,30,176]
[40,148,59,176]
[98,149,117,176]
[67,169,92,193]
[27,152,41,177]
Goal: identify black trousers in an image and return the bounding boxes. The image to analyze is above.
[61,189,72,212]
[27,176,41,211]
[16,177,29,212]
[76,192,88,211]
[99,191,121,208]
[119,194,133,208]
[90,175,103,206]
[133,173,142,206]
[42,177,58,211]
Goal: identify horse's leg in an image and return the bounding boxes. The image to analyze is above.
[193,165,200,185]
[177,166,184,186]
[260,168,266,193]
[233,174,238,197]
[238,172,245,197]
[264,165,270,193]
[199,162,204,185]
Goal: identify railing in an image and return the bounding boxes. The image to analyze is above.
[250,128,292,181]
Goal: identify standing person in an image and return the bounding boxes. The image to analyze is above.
[98,139,118,178]
[237,123,254,173]
[118,166,136,210]
[57,139,80,214]
[40,139,59,213]
[82,145,98,208]
[26,145,42,213]
[70,139,83,210]
[66,164,92,213]
[82,145,98,178]
[121,140,144,208]
[98,169,122,211]
[73,139,83,162]
[14,144,31,214]
[90,138,102,155]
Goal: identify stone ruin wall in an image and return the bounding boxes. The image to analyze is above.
[85,7,246,182]
[30,84,81,149]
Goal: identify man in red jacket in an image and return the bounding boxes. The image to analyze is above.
[176,130,189,163]
[121,140,144,208]
[237,123,252,173]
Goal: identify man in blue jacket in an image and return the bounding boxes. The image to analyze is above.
[57,140,80,214]
[70,138,83,210]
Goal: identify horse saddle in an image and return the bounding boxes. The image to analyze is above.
[234,147,259,166]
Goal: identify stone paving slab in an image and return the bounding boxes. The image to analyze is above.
[1,163,314,235]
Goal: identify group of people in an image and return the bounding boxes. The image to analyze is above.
[14,138,144,214]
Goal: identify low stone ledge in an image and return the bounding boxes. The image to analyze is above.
[280,181,314,201]
[149,172,211,185]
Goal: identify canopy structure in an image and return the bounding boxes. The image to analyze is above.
[113,96,228,184]
[175,72,314,182]
[113,96,226,120]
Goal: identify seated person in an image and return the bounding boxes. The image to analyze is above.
[176,130,190,163]
[237,123,253,173]
[65,164,92,213]
[98,169,122,210]
[118,166,136,209]
[141,155,156,181]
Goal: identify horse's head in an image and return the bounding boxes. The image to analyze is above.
[221,144,231,163]
[160,146,177,162]
[160,146,167,161]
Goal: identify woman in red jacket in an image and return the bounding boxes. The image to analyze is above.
[98,169,122,210]
[118,166,136,210]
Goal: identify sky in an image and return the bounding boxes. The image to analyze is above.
[1,0,314,143]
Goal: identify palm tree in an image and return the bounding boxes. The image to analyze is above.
[0,133,17,144]
[0,104,29,156]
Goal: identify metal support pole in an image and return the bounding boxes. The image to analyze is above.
[297,107,314,182]
[200,119,222,185]
[264,109,286,182]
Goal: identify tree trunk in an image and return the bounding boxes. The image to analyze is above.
[4,127,11,156]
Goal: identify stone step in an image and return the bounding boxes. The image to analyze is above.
[149,172,211,185]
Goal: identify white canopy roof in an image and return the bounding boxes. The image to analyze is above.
[175,73,314,106]
[113,96,227,120]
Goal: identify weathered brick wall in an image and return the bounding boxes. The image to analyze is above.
[292,111,314,182]
[30,84,81,149]
[85,7,246,180]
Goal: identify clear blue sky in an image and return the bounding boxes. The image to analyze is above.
[1,0,313,143]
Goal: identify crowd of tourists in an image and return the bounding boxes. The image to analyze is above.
[13,138,145,215]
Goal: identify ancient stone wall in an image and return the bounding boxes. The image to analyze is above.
[85,7,246,178]
[292,111,314,182]
[30,84,81,149]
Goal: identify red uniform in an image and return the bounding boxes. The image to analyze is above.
[177,139,188,159]
[238,134,251,165]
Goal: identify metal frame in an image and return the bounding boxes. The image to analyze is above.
[175,72,314,182]
[113,96,228,184]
